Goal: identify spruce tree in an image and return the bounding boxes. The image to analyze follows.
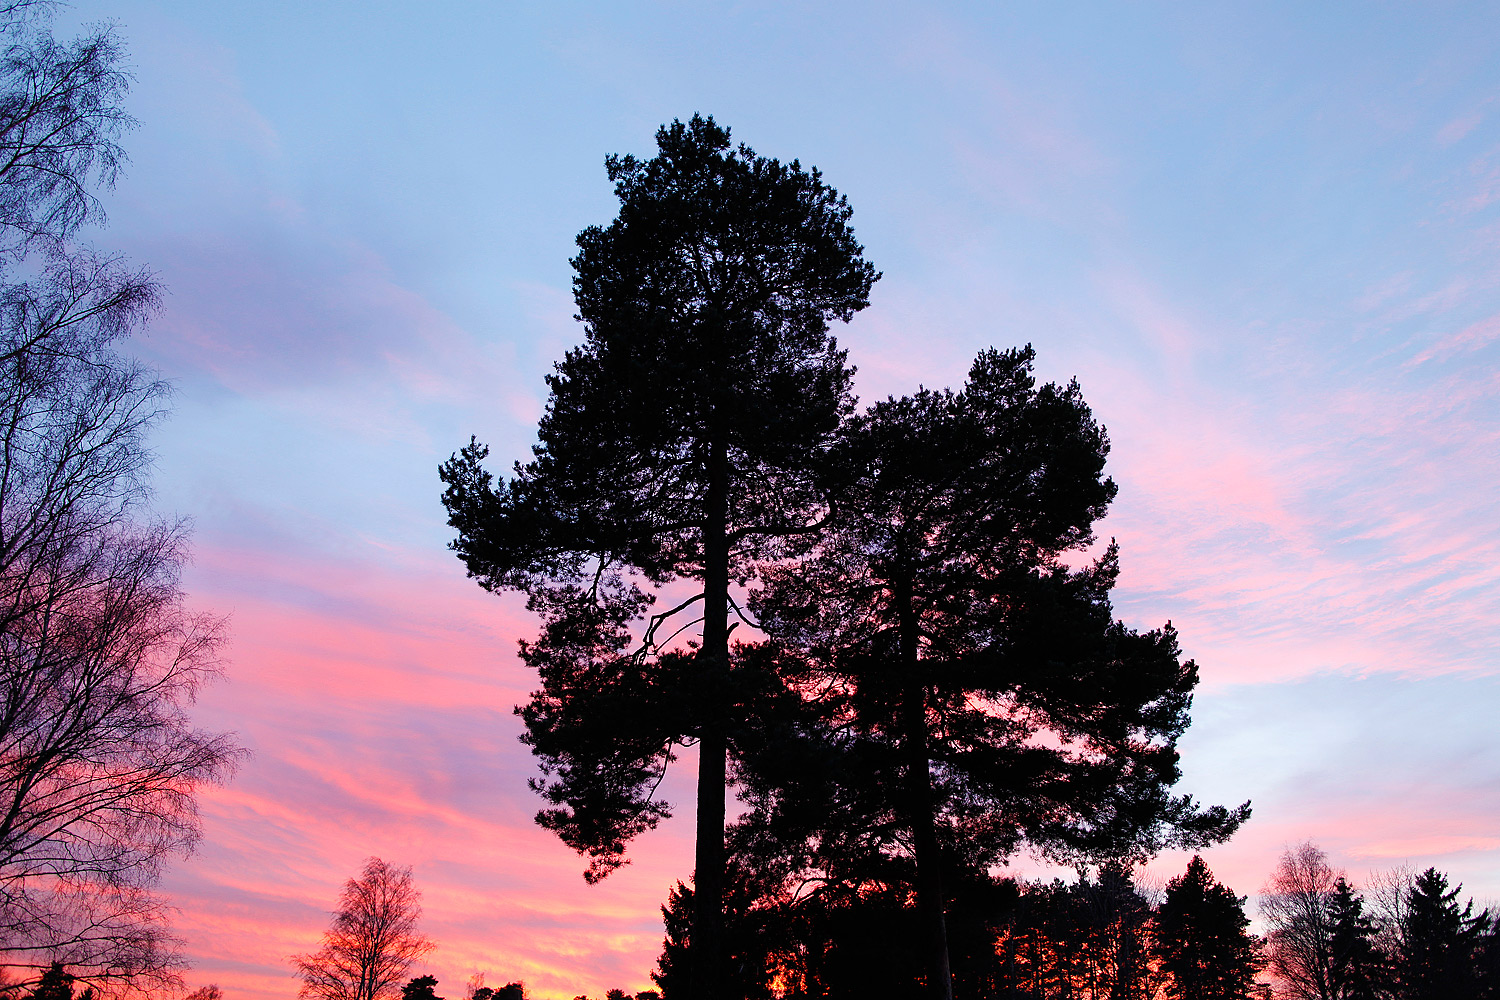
[1327,878,1384,1000]
[1394,868,1491,1000]
[26,964,92,1000]
[1155,856,1260,1000]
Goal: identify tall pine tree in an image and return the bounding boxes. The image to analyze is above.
[441,115,877,1000]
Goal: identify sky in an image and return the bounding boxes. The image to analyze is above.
[42,1,1500,997]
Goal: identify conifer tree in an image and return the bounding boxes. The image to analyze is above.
[1155,856,1260,1000]
[741,348,1247,1000]
[401,977,443,1000]
[28,964,76,1000]
[1326,878,1384,1000]
[1392,868,1491,1000]
[1093,861,1157,1000]
[441,114,878,999]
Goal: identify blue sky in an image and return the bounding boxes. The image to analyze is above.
[48,2,1500,996]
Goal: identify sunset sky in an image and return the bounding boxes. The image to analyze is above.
[50,2,1500,997]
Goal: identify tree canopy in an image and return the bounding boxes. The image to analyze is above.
[737,347,1247,998]
[441,114,879,999]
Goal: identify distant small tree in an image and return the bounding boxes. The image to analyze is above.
[19,963,96,1000]
[1262,842,1341,999]
[472,985,523,1000]
[184,988,224,1000]
[401,977,442,1000]
[1156,856,1260,1000]
[26,964,73,1000]
[291,859,434,1000]
[605,990,627,1000]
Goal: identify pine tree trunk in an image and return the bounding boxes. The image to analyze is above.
[896,576,954,1000]
[691,432,730,1000]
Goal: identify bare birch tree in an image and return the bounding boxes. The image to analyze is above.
[0,0,131,257]
[293,859,434,1000]
[0,3,239,992]
[1262,842,1343,999]
[0,246,239,995]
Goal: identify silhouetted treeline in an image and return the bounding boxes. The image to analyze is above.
[1263,844,1500,1000]
[24,849,1497,1000]
[396,976,659,1000]
[647,851,1500,1000]
[651,855,1257,999]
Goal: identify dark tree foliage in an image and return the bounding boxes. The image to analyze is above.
[27,963,69,1000]
[655,859,1000,1000]
[440,114,878,998]
[770,888,928,1000]
[1092,861,1159,1000]
[401,976,442,1000]
[1326,878,1384,1000]
[656,856,1180,1000]
[741,347,1247,999]
[653,874,779,1000]
[471,984,524,1000]
[991,865,1160,1000]
[17,962,95,1000]
[1477,925,1500,1000]
[1392,868,1492,1000]
[1154,856,1260,1000]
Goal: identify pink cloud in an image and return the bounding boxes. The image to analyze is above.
[1406,310,1500,366]
[162,537,701,1000]
[1354,836,1500,860]
[1437,111,1484,147]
